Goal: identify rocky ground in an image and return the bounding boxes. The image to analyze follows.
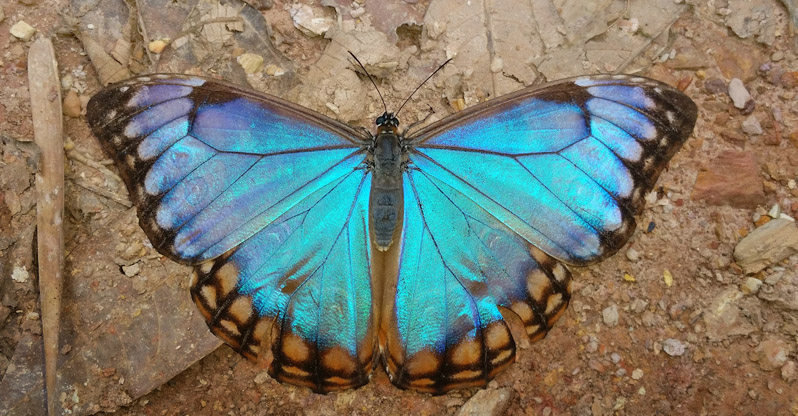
[1,0,797,415]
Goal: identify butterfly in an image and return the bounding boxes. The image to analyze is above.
[86,69,697,395]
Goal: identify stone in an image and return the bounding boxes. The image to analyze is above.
[11,265,29,283]
[662,339,686,356]
[691,151,764,209]
[10,20,36,41]
[148,39,167,54]
[122,263,140,277]
[720,129,746,145]
[703,288,758,341]
[782,361,796,382]
[741,115,763,135]
[781,71,798,88]
[632,368,644,380]
[740,277,762,295]
[703,77,727,94]
[733,219,798,274]
[290,4,334,37]
[713,39,762,82]
[456,388,513,416]
[625,247,640,262]
[602,304,619,327]
[728,78,753,109]
[63,90,81,118]
[236,53,264,74]
[759,272,798,311]
[753,339,792,371]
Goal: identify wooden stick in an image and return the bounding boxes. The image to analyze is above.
[28,37,64,416]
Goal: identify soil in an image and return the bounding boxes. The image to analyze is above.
[1,0,797,415]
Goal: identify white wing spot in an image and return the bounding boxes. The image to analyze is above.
[119,86,129,93]
[659,136,669,147]
[126,154,136,168]
[666,111,676,124]
[575,77,600,87]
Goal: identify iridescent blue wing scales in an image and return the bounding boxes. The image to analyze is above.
[380,75,696,393]
[408,75,698,265]
[87,75,377,392]
[382,168,572,393]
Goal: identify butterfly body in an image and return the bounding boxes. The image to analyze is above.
[87,73,697,394]
[369,119,404,250]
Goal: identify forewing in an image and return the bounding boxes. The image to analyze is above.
[380,169,572,394]
[86,74,368,264]
[409,75,698,265]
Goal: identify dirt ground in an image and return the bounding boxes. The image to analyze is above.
[1,0,797,415]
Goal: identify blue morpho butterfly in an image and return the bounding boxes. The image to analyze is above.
[86,57,697,394]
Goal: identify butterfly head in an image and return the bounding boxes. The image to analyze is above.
[376,112,400,130]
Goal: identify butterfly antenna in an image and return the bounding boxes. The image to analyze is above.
[348,51,388,115]
[395,58,453,118]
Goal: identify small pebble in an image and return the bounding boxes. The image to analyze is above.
[237,53,264,74]
[741,115,762,135]
[741,277,762,295]
[728,78,752,110]
[10,20,36,41]
[663,269,674,287]
[704,77,727,94]
[602,304,619,327]
[771,51,784,62]
[611,352,621,363]
[625,247,640,262]
[631,368,644,380]
[782,361,796,382]
[122,263,140,277]
[63,90,81,118]
[662,338,686,356]
[148,39,167,54]
[768,204,781,218]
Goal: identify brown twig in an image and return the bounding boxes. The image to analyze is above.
[28,37,64,416]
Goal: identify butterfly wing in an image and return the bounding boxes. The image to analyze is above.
[381,168,572,393]
[380,75,697,393]
[408,75,698,265]
[87,75,377,392]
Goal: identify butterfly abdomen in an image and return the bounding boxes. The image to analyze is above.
[370,131,404,250]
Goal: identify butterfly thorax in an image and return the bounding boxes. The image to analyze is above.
[369,116,405,251]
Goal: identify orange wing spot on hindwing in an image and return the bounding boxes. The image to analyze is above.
[485,322,511,351]
[526,269,553,303]
[544,293,564,315]
[227,296,253,324]
[200,285,218,311]
[405,349,441,377]
[281,333,310,363]
[451,338,481,367]
[322,346,356,374]
[219,319,241,336]
[216,263,240,298]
